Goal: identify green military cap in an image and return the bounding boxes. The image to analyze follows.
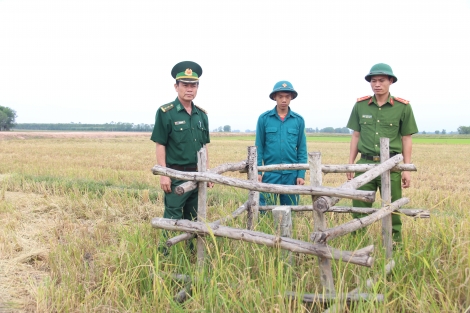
[171,61,203,83]
[365,63,398,83]
[269,80,298,100]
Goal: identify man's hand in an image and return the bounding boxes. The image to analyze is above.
[160,176,172,193]
[258,174,262,182]
[346,172,355,181]
[402,171,411,188]
[207,182,214,188]
[296,178,305,185]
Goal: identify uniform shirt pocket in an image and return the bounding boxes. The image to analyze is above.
[196,121,208,143]
[171,123,190,143]
[266,127,278,143]
[359,117,375,131]
[287,128,299,145]
[381,118,400,138]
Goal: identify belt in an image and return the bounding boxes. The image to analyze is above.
[361,153,398,162]
[167,164,198,172]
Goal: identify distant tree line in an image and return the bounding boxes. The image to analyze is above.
[306,127,351,134]
[15,122,154,132]
[0,106,17,131]
[458,126,470,134]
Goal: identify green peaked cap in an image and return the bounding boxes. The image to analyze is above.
[365,63,397,83]
[171,61,203,82]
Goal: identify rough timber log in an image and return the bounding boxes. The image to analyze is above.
[313,154,403,213]
[151,165,376,202]
[249,163,416,173]
[380,138,393,259]
[166,201,249,247]
[311,198,409,243]
[309,151,335,292]
[259,205,429,217]
[197,147,208,266]
[246,146,259,230]
[285,291,384,303]
[176,161,247,194]
[151,217,374,267]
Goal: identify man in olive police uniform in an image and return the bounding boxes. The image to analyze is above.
[151,61,212,225]
[256,81,307,208]
[346,63,418,243]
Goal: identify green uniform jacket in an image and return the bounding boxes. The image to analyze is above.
[151,97,210,166]
[347,94,418,155]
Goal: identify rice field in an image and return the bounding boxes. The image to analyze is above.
[0,131,469,312]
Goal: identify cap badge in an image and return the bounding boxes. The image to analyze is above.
[282,83,287,88]
[185,68,193,75]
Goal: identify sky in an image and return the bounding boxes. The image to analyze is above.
[0,0,469,133]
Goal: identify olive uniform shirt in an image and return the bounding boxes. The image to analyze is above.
[151,97,210,166]
[346,94,418,155]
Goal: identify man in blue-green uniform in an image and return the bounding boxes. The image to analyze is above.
[255,81,307,208]
[151,61,212,225]
[346,63,418,243]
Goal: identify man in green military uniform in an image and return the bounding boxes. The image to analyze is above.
[151,61,212,227]
[346,63,418,243]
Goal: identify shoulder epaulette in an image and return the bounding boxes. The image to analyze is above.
[357,95,372,102]
[393,96,410,105]
[195,105,208,114]
[160,103,174,112]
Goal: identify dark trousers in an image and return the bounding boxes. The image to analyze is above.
[352,158,403,242]
[160,178,198,251]
[260,172,299,206]
[163,178,198,220]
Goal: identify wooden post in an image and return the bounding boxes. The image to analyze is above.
[246,146,259,230]
[197,146,207,267]
[309,152,335,293]
[380,138,393,259]
[273,206,292,264]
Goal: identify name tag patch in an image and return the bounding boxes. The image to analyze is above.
[362,115,372,119]
[174,121,186,125]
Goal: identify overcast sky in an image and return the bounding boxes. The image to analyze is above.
[1,0,469,133]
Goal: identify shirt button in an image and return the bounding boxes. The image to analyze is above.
[376,132,378,135]
[379,108,381,110]
[377,120,380,122]
[375,144,378,147]
[194,139,196,141]
[390,124,393,126]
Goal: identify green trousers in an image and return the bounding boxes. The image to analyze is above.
[163,178,199,220]
[352,158,403,242]
[160,179,198,253]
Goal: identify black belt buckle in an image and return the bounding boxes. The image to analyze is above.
[372,156,380,162]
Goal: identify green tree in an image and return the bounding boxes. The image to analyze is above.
[457,126,470,134]
[442,129,446,134]
[0,106,17,131]
[223,125,231,132]
[435,130,440,134]
[320,127,335,133]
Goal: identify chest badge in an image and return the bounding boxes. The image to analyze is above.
[175,121,186,125]
[362,115,372,119]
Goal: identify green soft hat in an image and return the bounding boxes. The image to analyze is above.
[269,81,298,100]
[171,61,203,83]
[365,63,397,83]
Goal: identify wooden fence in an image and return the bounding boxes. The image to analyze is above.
[150,138,429,309]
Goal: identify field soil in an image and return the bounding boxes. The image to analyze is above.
[0,131,151,140]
